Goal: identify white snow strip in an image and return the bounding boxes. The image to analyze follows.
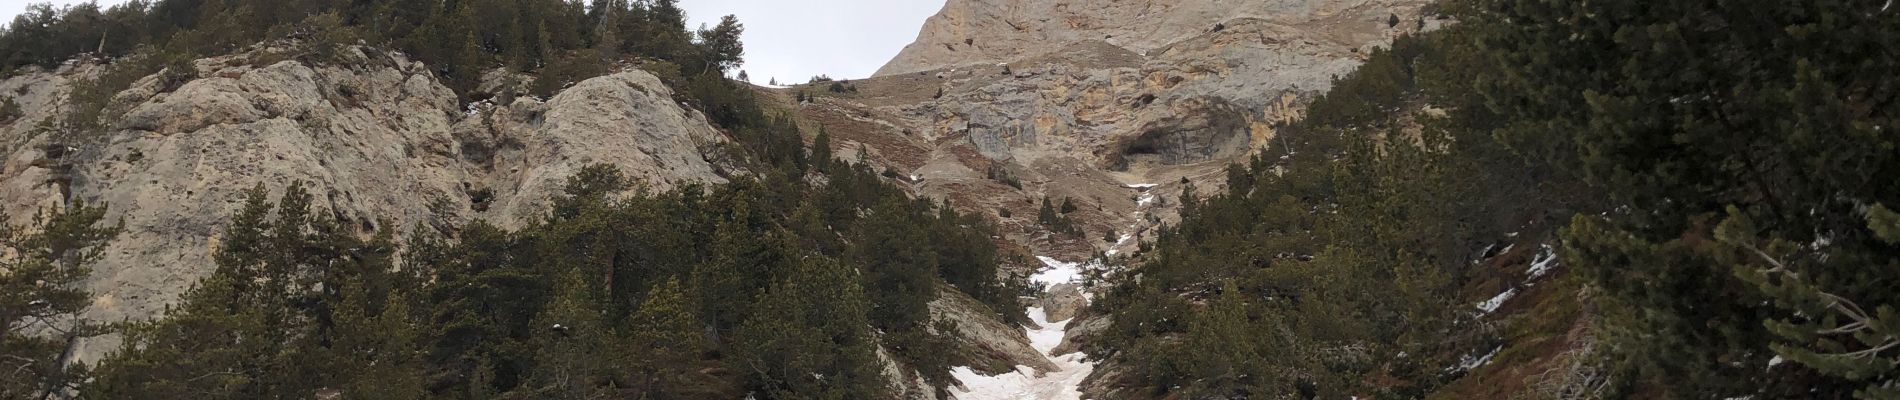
[1472,244,1497,265]
[1525,245,1558,282]
[951,258,1098,400]
[1124,183,1158,189]
[1452,346,1502,372]
[1476,288,1517,315]
[1025,307,1067,354]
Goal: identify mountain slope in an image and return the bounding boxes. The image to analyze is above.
[878,0,1433,77]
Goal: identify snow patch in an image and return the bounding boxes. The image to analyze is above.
[1525,245,1558,282]
[1452,346,1502,372]
[1124,183,1158,190]
[952,258,1098,400]
[1472,243,1497,265]
[1476,288,1517,315]
[1032,256,1085,287]
[1025,307,1067,354]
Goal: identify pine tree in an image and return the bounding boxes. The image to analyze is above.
[696,15,745,74]
[316,272,427,399]
[810,126,833,171]
[1038,197,1058,227]
[1723,205,1900,399]
[626,278,705,397]
[0,201,118,399]
[89,186,293,399]
[1177,281,1282,397]
[643,0,691,63]
[732,257,886,399]
[524,267,616,399]
[421,220,545,396]
[694,203,786,332]
[847,197,939,333]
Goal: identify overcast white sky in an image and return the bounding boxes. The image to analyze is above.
[1,0,944,81]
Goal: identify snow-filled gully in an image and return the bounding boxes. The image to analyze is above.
[948,257,1097,400]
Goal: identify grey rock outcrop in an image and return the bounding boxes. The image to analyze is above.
[0,46,731,361]
[1037,283,1088,323]
[929,283,1061,373]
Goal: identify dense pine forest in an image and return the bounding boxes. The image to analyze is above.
[65,156,1014,399]
[0,0,1024,398]
[1091,0,1900,398]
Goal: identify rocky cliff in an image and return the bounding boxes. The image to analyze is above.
[878,0,1435,77]
[0,45,732,359]
[796,0,1438,262]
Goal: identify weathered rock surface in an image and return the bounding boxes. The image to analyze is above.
[0,46,730,361]
[1037,283,1088,323]
[797,0,1436,263]
[929,283,1060,374]
[878,0,1435,77]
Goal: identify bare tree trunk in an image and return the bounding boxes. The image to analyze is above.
[0,308,13,351]
[34,334,79,400]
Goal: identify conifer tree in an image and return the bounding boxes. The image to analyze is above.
[643,0,691,63]
[848,197,939,333]
[695,203,786,332]
[733,257,885,399]
[810,126,833,171]
[524,267,616,399]
[0,201,118,399]
[626,278,704,397]
[695,15,745,73]
[1177,281,1281,398]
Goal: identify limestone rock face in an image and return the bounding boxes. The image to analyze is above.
[0,47,731,360]
[878,0,1433,77]
[798,0,1436,263]
[928,283,1061,373]
[462,70,730,227]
